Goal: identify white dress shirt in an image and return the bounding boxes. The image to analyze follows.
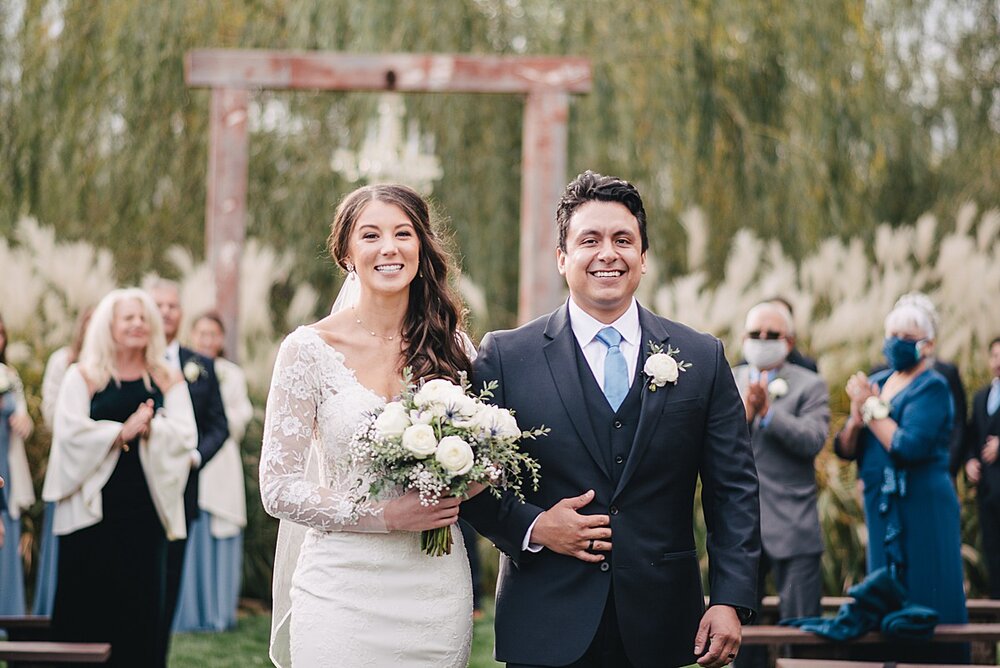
[165,340,181,372]
[522,297,641,551]
[567,297,641,391]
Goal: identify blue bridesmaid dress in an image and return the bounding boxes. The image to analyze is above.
[31,502,59,615]
[172,514,242,632]
[0,389,26,615]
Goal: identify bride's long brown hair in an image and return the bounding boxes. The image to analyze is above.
[328,184,472,383]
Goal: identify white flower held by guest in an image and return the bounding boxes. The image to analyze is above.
[401,424,438,458]
[435,436,475,476]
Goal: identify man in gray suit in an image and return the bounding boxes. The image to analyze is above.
[732,301,830,627]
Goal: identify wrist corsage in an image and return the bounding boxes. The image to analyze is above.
[861,396,890,425]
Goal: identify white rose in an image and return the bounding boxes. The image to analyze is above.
[413,378,465,408]
[767,378,789,399]
[644,353,679,386]
[435,436,475,476]
[374,402,410,438]
[408,409,434,425]
[402,424,438,458]
[183,360,203,383]
[473,405,522,439]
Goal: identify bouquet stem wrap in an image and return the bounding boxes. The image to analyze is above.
[421,526,453,557]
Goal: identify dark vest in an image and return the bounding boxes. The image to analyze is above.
[575,342,643,486]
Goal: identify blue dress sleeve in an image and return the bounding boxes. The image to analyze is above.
[888,375,954,466]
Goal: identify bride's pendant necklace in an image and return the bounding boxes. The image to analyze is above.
[352,307,399,342]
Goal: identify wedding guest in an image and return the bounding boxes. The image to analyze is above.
[43,288,197,667]
[0,313,35,615]
[174,312,252,631]
[872,292,967,477]
[765,296,819,373]
[732,302,829,668]
[836,301,968,663]
[149,280,227,662]
[964,336,1000,597]
[34,307,93,616]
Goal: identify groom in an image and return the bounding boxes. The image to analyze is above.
[462,171,760,668]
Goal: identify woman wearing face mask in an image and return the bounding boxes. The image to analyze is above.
[836,303,968,663]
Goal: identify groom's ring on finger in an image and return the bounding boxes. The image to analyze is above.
[727,653,736,659]
[587,539,595,551]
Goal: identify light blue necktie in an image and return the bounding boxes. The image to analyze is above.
[988,382,1000,416]
[596,326,628,412]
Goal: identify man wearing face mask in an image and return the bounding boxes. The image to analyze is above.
[731,302,830,667]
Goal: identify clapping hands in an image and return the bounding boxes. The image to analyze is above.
[845,372,878,422]
[743,372,770,422]
[118,399,155,450]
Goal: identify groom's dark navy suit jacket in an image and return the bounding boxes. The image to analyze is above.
[463,303,760,668]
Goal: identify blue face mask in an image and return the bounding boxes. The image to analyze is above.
[883,336,923,371]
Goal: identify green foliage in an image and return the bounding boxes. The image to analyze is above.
[2,1,997,331]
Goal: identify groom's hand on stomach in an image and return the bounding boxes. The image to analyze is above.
[530,490,612,563]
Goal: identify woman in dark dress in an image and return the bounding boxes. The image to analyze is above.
[836,301,968,663]
[43,288,197,667]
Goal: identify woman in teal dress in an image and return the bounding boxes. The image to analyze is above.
[0,313,35,616]
[836,301,968,663]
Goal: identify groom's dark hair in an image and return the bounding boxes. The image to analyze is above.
[556,171,648,252]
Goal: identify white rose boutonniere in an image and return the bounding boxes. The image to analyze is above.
[183,360,206,383]
[862,396,891,425]
[768,377,789,399]
[643,342,692,391]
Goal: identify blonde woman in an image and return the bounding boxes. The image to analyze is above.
[174,311,252,632]
[43,289,197,667]
[0,312,35,615]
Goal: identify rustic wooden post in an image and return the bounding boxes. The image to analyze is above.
[519,91,570,321]
[205,88,249,360]
[185,50,590,342]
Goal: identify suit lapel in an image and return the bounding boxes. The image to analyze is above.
[542,305,612,481]
[613,307,671,499]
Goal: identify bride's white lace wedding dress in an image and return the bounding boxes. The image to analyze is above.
[260,327,472,667]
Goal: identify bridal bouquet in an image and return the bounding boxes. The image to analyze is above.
[350,373,545,556]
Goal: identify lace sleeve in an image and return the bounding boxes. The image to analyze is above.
[259,332,388,533]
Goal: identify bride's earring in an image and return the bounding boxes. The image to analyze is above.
[345,261,355,273]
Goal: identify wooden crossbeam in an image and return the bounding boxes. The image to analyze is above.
[185,50,591,94]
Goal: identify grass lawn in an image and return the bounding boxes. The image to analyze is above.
[169,604,502,667]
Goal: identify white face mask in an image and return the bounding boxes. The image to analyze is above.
[742,338,789,370]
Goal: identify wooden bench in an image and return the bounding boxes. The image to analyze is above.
[0,616,52,641]
[743,623,1000,663]
[776,660,990,668]
[0,640,110,666]
[760,597,1000,621]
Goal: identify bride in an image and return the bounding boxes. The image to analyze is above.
[260,184,478,666]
